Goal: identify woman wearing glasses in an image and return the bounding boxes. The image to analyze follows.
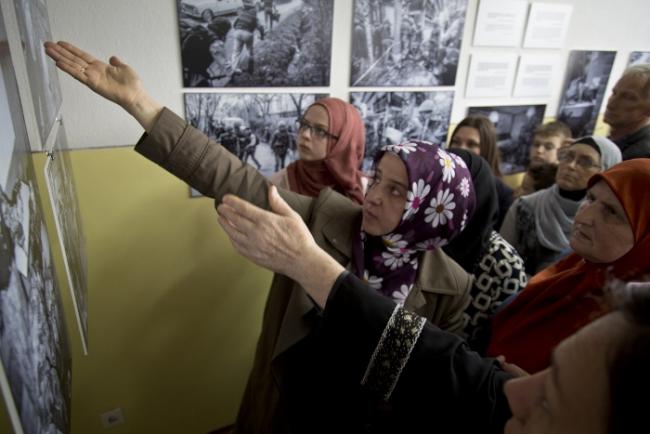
[44,41,476,433]
[500,136,621,275]
[268,97,368,205]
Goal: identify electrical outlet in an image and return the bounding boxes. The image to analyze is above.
[100,407,125,429]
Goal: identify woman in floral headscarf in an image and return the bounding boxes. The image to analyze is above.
[43,40,476,433]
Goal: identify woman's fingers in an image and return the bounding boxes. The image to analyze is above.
[58,41,97,64]
[53,58,89,83]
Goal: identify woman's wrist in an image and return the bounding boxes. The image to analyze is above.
[125,91,163,132]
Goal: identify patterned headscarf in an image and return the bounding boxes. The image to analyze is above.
[352,140,476,305]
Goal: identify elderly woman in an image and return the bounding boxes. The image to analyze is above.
[268,96,368,204]
[217,176,650,434]
[500,136,622,275]
[44,41,476,434]
[489,158,650,373]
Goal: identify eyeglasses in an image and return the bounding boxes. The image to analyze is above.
[298,118,338,140]
[557,150,601,170]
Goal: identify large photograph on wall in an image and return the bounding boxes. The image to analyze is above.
[0,9,72,434]
[184,92,326,179]
[178,0,333,87]
[13,0,62,146]
[350,91,454,170]
[468,104,546,175]
[350,0,468,87]
[628,51,650,67]
[44,124,88,354]
[556,50,616,138]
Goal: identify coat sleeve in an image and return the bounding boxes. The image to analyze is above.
[323,272,512,434]
[134,107,313,219]
[499,199,520,249]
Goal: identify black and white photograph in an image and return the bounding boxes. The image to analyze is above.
[178,0,333,87]
[0,10,72,433]
[468,104,546,174]
[350,0,469,87]
[628,51,650,66]
[350,91,454,170]
[556,50,616,138]
[44,124,89,354]
[13,0,63,145]
[184,92,326,183]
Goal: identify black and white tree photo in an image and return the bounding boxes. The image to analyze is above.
[350,0,468,87]
[556,50,616,138]
[468,104,546,174]
[350,91,454,170]
[184,92,326,184]
[178,0,333,87]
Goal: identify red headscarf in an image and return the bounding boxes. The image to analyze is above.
[286,97,365,204]
[487,159,650,373]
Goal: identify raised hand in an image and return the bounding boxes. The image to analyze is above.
[43,41,161,131]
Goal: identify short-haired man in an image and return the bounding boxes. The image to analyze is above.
[528,121,572,165]
[604,64,650,159]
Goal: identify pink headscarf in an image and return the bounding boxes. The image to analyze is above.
[286,97,366,204]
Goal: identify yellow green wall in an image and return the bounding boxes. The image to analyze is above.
[20,147,271,434]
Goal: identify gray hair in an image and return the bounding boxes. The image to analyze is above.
[622,64,650,99]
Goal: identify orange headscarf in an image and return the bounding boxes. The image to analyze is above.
[286,97,365,204]
[487,159,650,373]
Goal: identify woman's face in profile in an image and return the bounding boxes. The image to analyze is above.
[362,153,408,236]
[570,180,635,263]
[503,312,623,434]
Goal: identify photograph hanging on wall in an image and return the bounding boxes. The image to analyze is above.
[350,91,454,170]
[13,0,63,146]
[0,9,72,433]
[556,50,616,138]
[184,92,327,188]
[350,0,469,87]
[467,104,546,174]
[628,51,650,66]
[178,0,333,87]
[44,123,89,354]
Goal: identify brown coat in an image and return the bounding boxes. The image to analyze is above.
[135,108,473,433]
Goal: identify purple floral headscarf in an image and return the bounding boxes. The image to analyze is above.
[352,140,476,305]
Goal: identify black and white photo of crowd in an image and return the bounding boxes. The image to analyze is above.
[350,91,454,170]
[184,92,326,182]
[628,51,650,66]
[468,105,546,175]
[350,0,468,87]
[556,50,616,138]
[1,14,72,433]
[178,0,333,87]
[45,125,89,351]
[14,0,62,145]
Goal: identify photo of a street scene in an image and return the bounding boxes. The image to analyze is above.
[184,92,327,188]
[350,0,468,87]
[178,0,333,87]
[468,104,546,175]
[350,91,454,170]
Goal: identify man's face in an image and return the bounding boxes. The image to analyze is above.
[604,74,650,129]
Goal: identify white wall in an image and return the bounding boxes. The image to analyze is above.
[47,0,650,149]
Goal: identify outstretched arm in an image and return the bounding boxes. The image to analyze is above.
[44,41,161,132]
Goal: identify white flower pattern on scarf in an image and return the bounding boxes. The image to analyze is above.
[439,153,456,183]
[363,270,384,290]
[425,188,456,228]
[391,284,413,306]
[385,142,417,155]
[459,177,471,198]
[404,179,431,221]
[381,249,413,270]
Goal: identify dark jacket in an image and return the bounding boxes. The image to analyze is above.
[614,124,650,160]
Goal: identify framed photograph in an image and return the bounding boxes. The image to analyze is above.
[44,123,89,354]
[13,0,63,146]
[628,51,650,66]
[556,50,616,137]
[350,0,469,87]
[177,0,333,87]
[350,91,454,171]
[0,8,72,433]
[184,92,327,196]
[467,104,546,174]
